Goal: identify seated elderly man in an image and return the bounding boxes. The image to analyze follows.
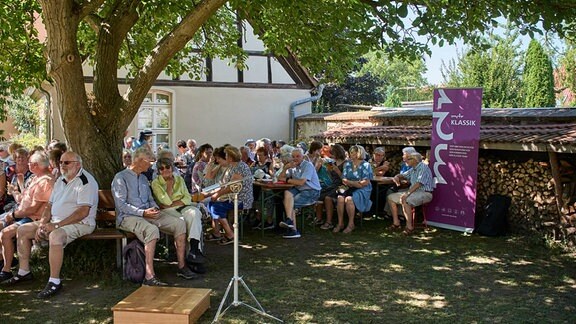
[0,152,54,281]
[387,152,433,235]
[278,148,321,239]
[4,151,97,298]
[112,147,195,286]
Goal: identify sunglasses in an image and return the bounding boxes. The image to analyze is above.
[60,161,79,165]
[158,165,172,171]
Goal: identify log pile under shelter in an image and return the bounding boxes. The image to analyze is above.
[300,107,576,246]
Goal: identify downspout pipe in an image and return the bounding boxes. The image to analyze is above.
[289,84,325,142]
[38,88,52,144]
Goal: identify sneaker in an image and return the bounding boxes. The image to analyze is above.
[186,252,206,265]
[177,266,198,280]
[283,230,301,239]
[263,222,275,230]
[142,276,168,286]
[279,218,295,229]
[218,236,234,246]
[37,281,63,299]
[2,272,33,285]
[0,271,13,282]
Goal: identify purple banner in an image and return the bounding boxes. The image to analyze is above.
[427,88,482,233]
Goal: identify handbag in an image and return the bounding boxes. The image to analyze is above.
[317,165,333,188]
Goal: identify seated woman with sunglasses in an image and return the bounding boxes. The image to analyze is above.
[334,145,373,234]
[151,158,207,272]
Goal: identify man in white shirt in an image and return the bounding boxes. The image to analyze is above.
[4,152,98,299]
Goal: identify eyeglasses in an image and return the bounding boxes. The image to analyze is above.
[60,161,79,165]
[158,165,171,171]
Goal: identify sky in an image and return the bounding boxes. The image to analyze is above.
[424,42,463,85]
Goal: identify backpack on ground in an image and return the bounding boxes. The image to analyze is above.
[476,194,511,237]
[123,239,145,283]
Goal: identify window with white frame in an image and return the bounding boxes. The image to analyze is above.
[138,91,171,152]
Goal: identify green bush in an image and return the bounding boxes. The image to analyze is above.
[10,132,45,150]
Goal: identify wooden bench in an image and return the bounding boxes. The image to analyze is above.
[79,190,133,269]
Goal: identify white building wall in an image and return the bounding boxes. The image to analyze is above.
[52,85,312,151]
[157,86,310,148]
[243,56,268,83]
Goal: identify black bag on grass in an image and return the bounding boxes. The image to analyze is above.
[123,239,145,283]
[477,194,511,236]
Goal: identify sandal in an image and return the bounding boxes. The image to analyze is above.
[218,236,234,245]
[402,227,415,236]
[205,233,222,242]
[343,225,355,234]
[320,222,334,230]
[332,225,343,233]
[388,224,401,231]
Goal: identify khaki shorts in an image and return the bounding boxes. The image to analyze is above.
[118,214,186,244]
[23,221,95,247]
[60,223,95,246]
[388,191,433,207]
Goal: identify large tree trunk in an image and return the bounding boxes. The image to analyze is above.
[39,0,227,188]
[41,0,123,188]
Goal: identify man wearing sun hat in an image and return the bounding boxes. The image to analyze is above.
[132,130,154,151]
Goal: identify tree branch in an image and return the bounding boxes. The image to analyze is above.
[84,13,102,33]
[123,0,227,121]
[77,0,106,20]
[92,0,141,115]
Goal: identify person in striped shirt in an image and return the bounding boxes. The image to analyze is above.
[387,152,433,235]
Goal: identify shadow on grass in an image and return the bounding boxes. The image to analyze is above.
[1,220,575,323]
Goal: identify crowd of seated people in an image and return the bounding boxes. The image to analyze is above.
[0,135,434,295]
[145,136,435,240]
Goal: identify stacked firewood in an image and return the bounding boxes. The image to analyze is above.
[477,156,575,246]
[378,149,574,245]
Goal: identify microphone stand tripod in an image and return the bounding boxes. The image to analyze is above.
[212,181,282,323]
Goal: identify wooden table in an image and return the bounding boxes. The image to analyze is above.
[253,180,295,235]
[372,176,395,184]
[112,286,211,324]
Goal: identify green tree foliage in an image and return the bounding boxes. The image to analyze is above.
[359,51,431,102]
[557,44,576,106]
[7,96,42,134]
[358,51,428,88]
[523,40,556,107]
[383,86,402,107]
[0,1,45,121]
[2,1,576,184]
[315,71,385,112]
[441,31,524,108]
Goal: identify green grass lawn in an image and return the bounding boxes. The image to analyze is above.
[1,219,575,323]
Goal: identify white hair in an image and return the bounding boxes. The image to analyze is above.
[410,152,423,162]
[402,147,416,154]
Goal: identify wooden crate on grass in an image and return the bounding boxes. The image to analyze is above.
[112,286,211,324]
